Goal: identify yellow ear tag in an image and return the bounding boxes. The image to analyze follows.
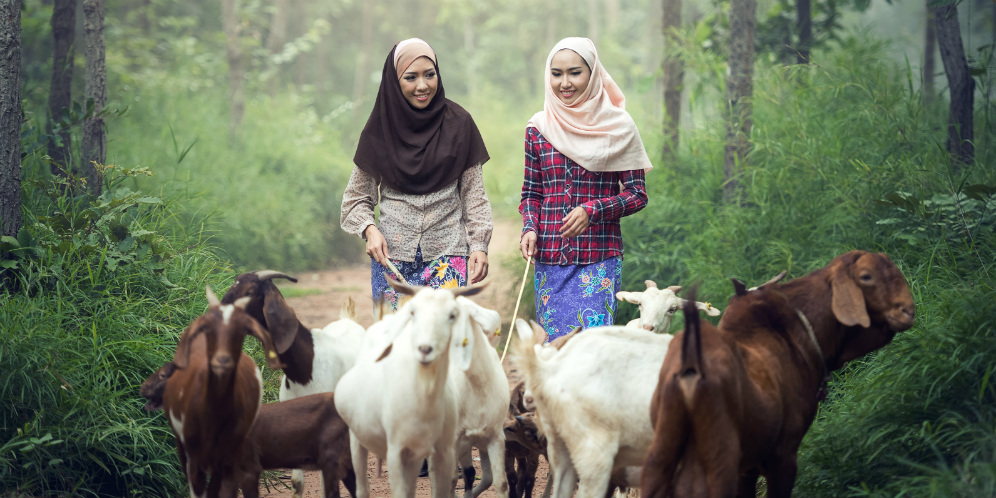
[705,302,713,309]
[462,337,469,347]
[269,351,277,359]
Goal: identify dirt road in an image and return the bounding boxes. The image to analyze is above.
[259,218,551,498]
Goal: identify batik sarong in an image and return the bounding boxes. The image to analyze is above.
[533,256,622,342]
[370,247,468,313]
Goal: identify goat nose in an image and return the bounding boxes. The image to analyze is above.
[643,324,655,331]
[418,345,433,356]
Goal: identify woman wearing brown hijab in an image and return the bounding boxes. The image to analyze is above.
[341,38,493,312]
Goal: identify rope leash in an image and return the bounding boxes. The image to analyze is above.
[500,254,532,363]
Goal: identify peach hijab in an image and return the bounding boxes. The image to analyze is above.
[527,37,653,173]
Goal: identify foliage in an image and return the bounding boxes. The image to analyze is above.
[619,30,994,497]
[0,146,241,496]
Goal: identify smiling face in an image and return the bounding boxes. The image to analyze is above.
[399,56,438,110]
[549,49,591,105]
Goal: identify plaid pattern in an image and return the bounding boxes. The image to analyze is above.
[519,126,648,265]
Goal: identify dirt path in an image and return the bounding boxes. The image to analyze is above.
[259,217,551,498]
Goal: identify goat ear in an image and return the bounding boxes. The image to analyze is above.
[453,308,476,372]
[616,291,642,304]
[173,323,205,369]
[243,313,287,370]
[262,283,299,354]
[831,267,871,328]
[731,278,749,297]
[696,300,721,316]
[459,297,501,333]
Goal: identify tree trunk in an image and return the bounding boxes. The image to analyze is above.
[923,3,936,107]
[221,0,244,142]
[796,0,811,64]
[82,0,106,197]
[724,0,756,204]
[47,0,76,177]
[931,5,974,167]
[0,0,22,238]
[588,0,600,46]
[351,0,374,120]
[662,0,683,156]
[265,0,289,95]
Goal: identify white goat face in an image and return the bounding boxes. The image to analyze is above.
[406,289,461,366]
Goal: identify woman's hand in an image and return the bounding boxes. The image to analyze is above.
[364,225,390,267]
[469,251,489,284]
[520,231,537,263]
[560,206,590,238]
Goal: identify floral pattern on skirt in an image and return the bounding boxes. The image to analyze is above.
[371,247,468,313]
[533,256,622,341]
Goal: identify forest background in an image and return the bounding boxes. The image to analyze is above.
[0,0,994,496]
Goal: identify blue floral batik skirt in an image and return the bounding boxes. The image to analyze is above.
[533,256,622,342]
[370,246,468,313]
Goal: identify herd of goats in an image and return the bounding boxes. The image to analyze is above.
[138,250,916,498]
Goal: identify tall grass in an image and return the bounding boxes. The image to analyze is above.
[616,30,995,497]
[0,147,245,495]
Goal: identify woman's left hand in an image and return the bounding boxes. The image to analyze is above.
[560,206,590,238]
[469,251,489,284]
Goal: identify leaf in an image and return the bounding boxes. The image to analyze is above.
[963,184,996,202]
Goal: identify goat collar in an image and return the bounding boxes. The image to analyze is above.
[794,309,830,401]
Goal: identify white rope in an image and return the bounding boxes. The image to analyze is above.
[500,255,532,363]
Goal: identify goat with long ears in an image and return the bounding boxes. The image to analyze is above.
[161,286,285,498]
[641,251,915,498]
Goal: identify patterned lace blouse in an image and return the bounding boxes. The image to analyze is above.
[340,164,492,262]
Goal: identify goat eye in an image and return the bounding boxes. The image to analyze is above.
[859,273,873,282]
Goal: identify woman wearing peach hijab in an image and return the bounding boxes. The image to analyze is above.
[519,37,652,341]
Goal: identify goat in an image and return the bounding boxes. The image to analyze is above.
[451,296,511,498]
[641,250,916,498]
[616,280,721,333]
[140,370,356,498]
[161,286,285,498]
[510,318,679,498]
[239,393,357,498]
[333,280,487,498]
[504,381,546,498]
[220,270,365,497]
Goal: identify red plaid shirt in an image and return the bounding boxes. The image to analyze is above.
[519,126,648,266]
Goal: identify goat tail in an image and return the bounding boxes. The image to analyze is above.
[678,285,704,400]
[340,296,358,322]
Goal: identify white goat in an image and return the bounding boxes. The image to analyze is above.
[510,319,675,498]
[616,280,721,333]
[452,296,510,498]
[334,282,485,498]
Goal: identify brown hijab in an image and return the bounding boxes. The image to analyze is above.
[353,39,489,195]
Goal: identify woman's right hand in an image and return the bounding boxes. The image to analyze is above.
[364,225,390,267]
[519,231,537,263]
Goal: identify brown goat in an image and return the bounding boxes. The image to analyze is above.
[239,393,357,498]
[161,287,285,498]
[140,370,356,498]
[504,381,546,498]
[641,250,916,498]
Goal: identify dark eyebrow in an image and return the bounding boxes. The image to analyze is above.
[551,66,585,72]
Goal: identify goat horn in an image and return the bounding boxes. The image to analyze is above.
[254,270,298,283]
[206,285,221,307]
[644,280,658,289]
[731,278,749,297]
